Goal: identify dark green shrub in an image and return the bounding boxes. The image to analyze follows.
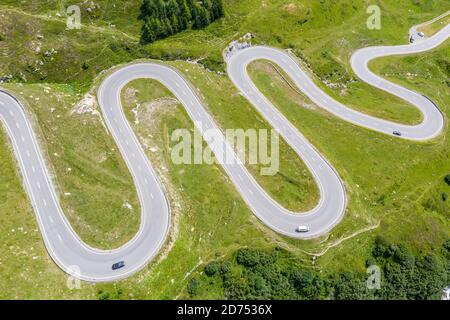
[333,272,373,300]
[365,257,376,267]
[97,290,110,300]
[372,235,388,257]
[219,261,231,275]
[139,0,225,44]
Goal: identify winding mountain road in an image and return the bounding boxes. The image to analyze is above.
[0,21,448,282]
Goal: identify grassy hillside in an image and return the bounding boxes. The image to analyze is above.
[0,1,448,299]
[418,12,450,36]
[1,83,141,249]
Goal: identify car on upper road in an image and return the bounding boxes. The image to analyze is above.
[296,225,310,233]
[393,131,402,137]
[112,261,125,270]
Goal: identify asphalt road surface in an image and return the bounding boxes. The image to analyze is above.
[0,23,448,282]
